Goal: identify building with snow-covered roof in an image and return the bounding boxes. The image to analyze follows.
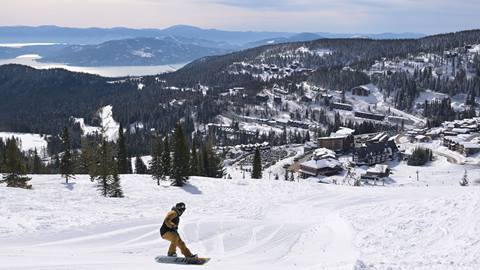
[459,142,480,156]
[443,134,480,156]
[313,148,337,160]
[365,164,390,178]
[318,127,355,153]
[299,158,342,178]
[354,111,385,121]
[331,102,353,111]
[414,135,430,143]
[353,140,398,166]
[351,85,371,96]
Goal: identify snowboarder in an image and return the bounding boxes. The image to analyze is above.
[160,202,197,258]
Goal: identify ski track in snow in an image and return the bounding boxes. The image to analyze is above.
[1,176,480,269]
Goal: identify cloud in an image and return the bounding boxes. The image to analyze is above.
[208,0,299,9]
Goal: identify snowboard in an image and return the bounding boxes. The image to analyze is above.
[155,255,210,265]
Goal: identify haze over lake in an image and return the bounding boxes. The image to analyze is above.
[0,54,185,77]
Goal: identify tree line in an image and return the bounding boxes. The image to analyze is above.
[0,121,225,192]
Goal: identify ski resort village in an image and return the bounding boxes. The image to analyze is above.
[2,4,480,269]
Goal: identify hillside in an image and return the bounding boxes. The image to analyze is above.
[38,36,230,66]
[0,29,479,157]
[1,175,479,269]
[159,29,480,87]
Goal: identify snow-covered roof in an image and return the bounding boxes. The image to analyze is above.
[415,135,427,140]
[366,164,389,174]
[300,158,341,170]
[460,142,480,149]
[452,128,470,134]
[304,141,318,148]
[426,128,444,135]
[313,148,337,159]
[335,127,355,136]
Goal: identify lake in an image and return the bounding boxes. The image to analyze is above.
[0,55,186,77]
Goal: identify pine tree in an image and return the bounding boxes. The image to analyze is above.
[127,157,133,174]
[109,167,124,198]
[135,156,148,174]
[96,140,111,197]
[0,138,5,170]
[53,154,60,174]
[80,138,97,181]
[150,137,163,185]
[60,127,74,183]
[202,138,224,178]
[172,123,189,186]
[161,136,171,179]
[198,144,204,176]
[190,139,200,176]
[94,139,122,197]
[201,144,209,177]
[32,148,42,174]
[1,137,31,189]
[251,148,262,179]
[117,123,129,174]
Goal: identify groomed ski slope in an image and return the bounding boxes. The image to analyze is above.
[1,175,480,270]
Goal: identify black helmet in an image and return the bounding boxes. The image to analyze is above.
[176,202,186,211]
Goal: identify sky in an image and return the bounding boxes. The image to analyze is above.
[1,0,479,34]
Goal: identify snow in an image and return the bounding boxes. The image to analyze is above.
[131,155,153,172]
[2,174,480,269]
[313,147,337,159]
[137,83,145,90]
[295,47,332,57]
[469,44,480,53]
[132,49,154,58]
[73,105,120,141]
[0,132,48,152]
[415,89,449,105]
[301,158,341,169]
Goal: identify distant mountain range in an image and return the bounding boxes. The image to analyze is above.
[0,25,427,66]
[0,25,294,46]
[0,25,426,45]
[244,33,325,48]
[39,36,230,66]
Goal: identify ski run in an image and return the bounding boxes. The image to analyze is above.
[1,174,480,270]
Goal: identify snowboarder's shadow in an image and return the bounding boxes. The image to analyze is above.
[183,184,202,195]
[63,182,76,191]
